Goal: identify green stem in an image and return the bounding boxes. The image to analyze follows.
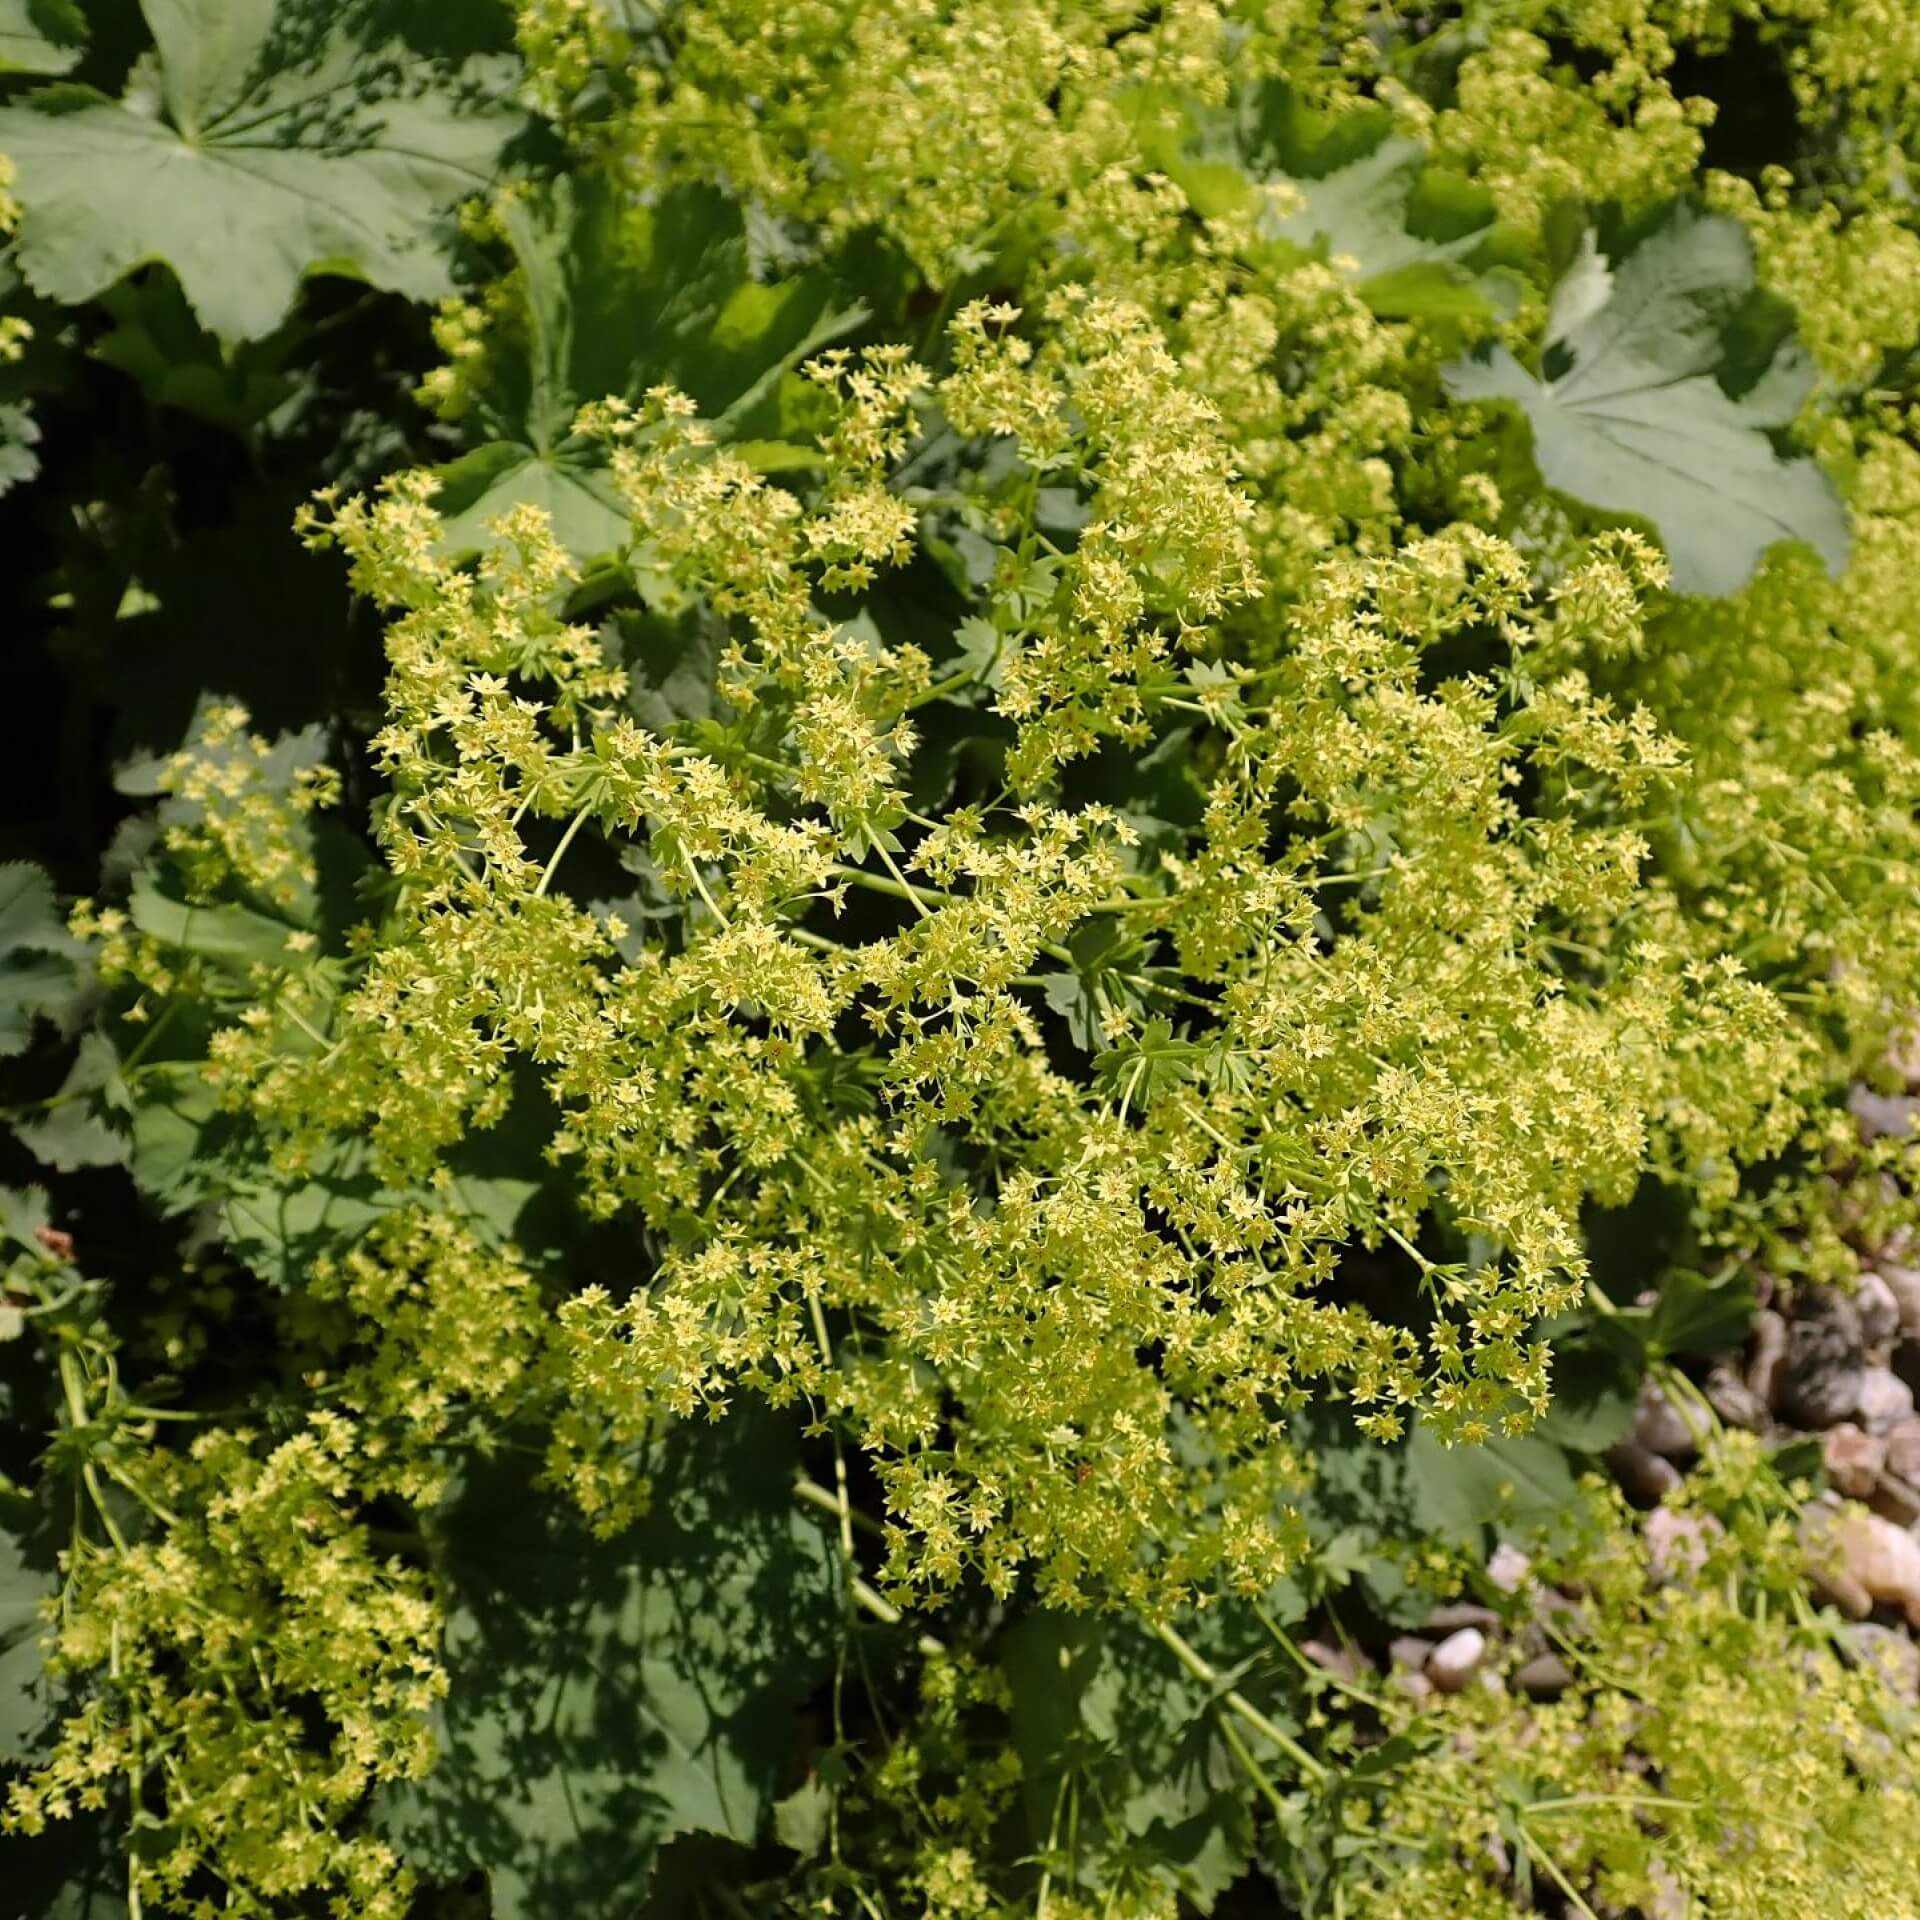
[1518,1826,1603,1920]
[534,805,594,899]
[1150,1619,1329,1785]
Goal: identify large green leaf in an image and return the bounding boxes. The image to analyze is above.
[1403,1420,1576,1544]
[0,0,84,75]
[429,437,631,566]
[1265,136,1489,280]
[1444,206,1849,595]
[0,0,524,340]
[431,175,865,561]
[0,863,89,1059]
[89,273,298,434]
[382,1411,838,1916]
[1002,1609,1277,1912]
[1152,83,1511,324]
[0,1505,54,1761]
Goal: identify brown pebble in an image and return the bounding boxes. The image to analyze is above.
[1514,1651,1574,1697]
[1645,1507,1721,1585]
[1887,1416,1920,1488]
[1869,1480,1920,1527]
[1299,1638,1372,1684]
[1877,1263,1920,1340]
[1843,1622,1920,1700]
[1422,1601,1500,1634]
[1704,1364,1767,1432]
[1860,1364,1917,1434]
[1856,1270,1903,1353]
[1748,1308,1790,1411]
[1630,1378,1697,1458]
[1607,1437,1683,1505]
[1803,1501,1920,1625]
[1824,1422,1888,1498]
[1784,1291,1865,1429]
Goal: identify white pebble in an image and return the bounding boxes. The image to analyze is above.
[1859,1366,1917,1435]
[1856,1270,1902,1350]
[1425,1627,1487,1693]
[1487,1543,1532,1594]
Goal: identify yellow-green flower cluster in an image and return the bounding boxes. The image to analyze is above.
[155,703,341,910]
[7,1416,443,1920]
[1345,1458,1920,1920]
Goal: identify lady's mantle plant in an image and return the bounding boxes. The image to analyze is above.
[1,0,1919,1915]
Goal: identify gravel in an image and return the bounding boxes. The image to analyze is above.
[1426,1628,1487,1693]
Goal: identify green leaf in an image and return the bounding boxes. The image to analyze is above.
[0,1505,55,1762]
[13,1035,131,1172]
[1002,1610,1263,1911]
[1535,1324,1641,1451]
[0,398,41,496]
[0,863,88,1059]
[0,0,85,75]
[0,0,525,340]
[1266,135,1492,285]
[90,272,297,434]
[1156,85,1510,325]
[429,439,633,566]
[1092,1016,1206,1109]
[431,175,865,561]
[1647,1264,1757,1361]
[127,878,307,970]
[771,1777,831,1859]
[381,1411,838,1916]
[1403,1422,1576,1544]
[1443,205,1849,595]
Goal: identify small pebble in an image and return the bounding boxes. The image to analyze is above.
[1805,1504,1920,1627]
[1855,1270,1902,1352]
[1823,1423,1887,1498]
[1704,1364,1767,1432]
[1299,1638,1372,1684]
[1388,1635,1434,1672]
[1487,1543,1532,1594]
[1514,1651,1574,1697]
[1843,1622,1920,1700]
[1646,1866,1689,1920]
[1783,1291,1865,1429]
[1876,1262,1920,1340]
[1859,1365,1916,1435]
[1630,1378,1697,1458]
[1423,1601,1500,1633]
[1887,1416,1920,1488]
[1747,1308,1790,1411]
[1849,1084,1920,1142]
[1425,1627,1487,1693]
[1645,1507,1721,1584]
[1802,1503,1874,1617]
[1869,1478,1920,1528]
[1608,1437,1683,1504]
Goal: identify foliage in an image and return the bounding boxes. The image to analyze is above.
[0,0,1918,1916]
[1444,204,1850,593]
[0,0,525,339]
